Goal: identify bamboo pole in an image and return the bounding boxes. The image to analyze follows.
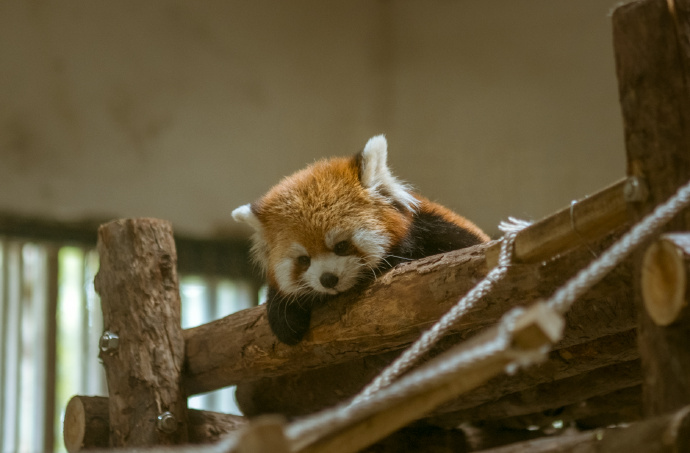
[485,178,631,267]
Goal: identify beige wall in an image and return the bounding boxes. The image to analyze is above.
[0,0,624,238]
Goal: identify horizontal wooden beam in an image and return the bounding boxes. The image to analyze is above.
[484,385,642,431]
[441,360,641,423]
[237,330,638,419]
[486,178,631,267]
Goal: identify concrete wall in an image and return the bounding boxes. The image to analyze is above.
[0,0,624,238]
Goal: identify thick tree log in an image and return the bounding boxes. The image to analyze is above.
[237,330,638,418]
[471,405,690,453]
[436,360,641,424]
[94,218,188,446]
[642,233,690,326]
[613,0,690,416]
[185,227,634,395]
[486,385,642,431]
[63,396,247,452]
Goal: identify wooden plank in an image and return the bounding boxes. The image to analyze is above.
[95,219,188,447]
[613,0,690,416]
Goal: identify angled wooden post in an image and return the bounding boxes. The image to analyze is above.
[94,218,189,447]
[613,0,690,416]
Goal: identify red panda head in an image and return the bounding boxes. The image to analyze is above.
[232,135,418,297]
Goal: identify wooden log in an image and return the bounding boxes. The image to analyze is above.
[63,396,247,452]
[485,178,630,267]
[286,303,563,453]
[63,396,110,453]
[470,405,690,453]
[434,329,639,415]
[484,385,642,431]
[613,0,690,416]
[94,218,188,446]
[435,360,641,424]
[642,233,690,326]
[237,330,638,418]
[185,227,634,395]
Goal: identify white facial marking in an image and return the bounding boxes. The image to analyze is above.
[352,228,390,267]
[273,243,309,295]
[324,228,347,249]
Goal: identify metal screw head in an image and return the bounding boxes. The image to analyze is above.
[624,176,649,202]
[99,331,119,353]
[157,411,177,433]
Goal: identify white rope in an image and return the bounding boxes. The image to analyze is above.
[350,217,530,404]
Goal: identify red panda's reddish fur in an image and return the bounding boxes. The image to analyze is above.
[233,135,488,344]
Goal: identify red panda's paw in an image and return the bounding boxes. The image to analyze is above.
[265,288,312,345]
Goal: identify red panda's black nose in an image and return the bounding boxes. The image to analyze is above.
[320,272,339,289]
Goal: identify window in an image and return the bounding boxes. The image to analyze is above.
[0,216,258,452]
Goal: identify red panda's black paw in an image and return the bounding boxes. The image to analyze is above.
[265,289,312,345]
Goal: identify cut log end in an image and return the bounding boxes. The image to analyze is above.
[642,235,689,326]
[63,397,86,453]
[63,396,109,453]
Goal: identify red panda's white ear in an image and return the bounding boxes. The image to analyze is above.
[360,135,419,212]
[360,135,389,189]
[232,204,262,231]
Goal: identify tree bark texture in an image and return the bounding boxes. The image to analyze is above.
[94,218,188,447]
[613,0,690,416]
[237,329,638,419]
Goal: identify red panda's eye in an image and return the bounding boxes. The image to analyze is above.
[297,255,311,267]
[334,240,352,256]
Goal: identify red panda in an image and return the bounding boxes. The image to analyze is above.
[232,135,489,345]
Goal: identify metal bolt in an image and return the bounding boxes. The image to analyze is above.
[99,331,119,353]
[624,176,649,202]
[157,411,177,433]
